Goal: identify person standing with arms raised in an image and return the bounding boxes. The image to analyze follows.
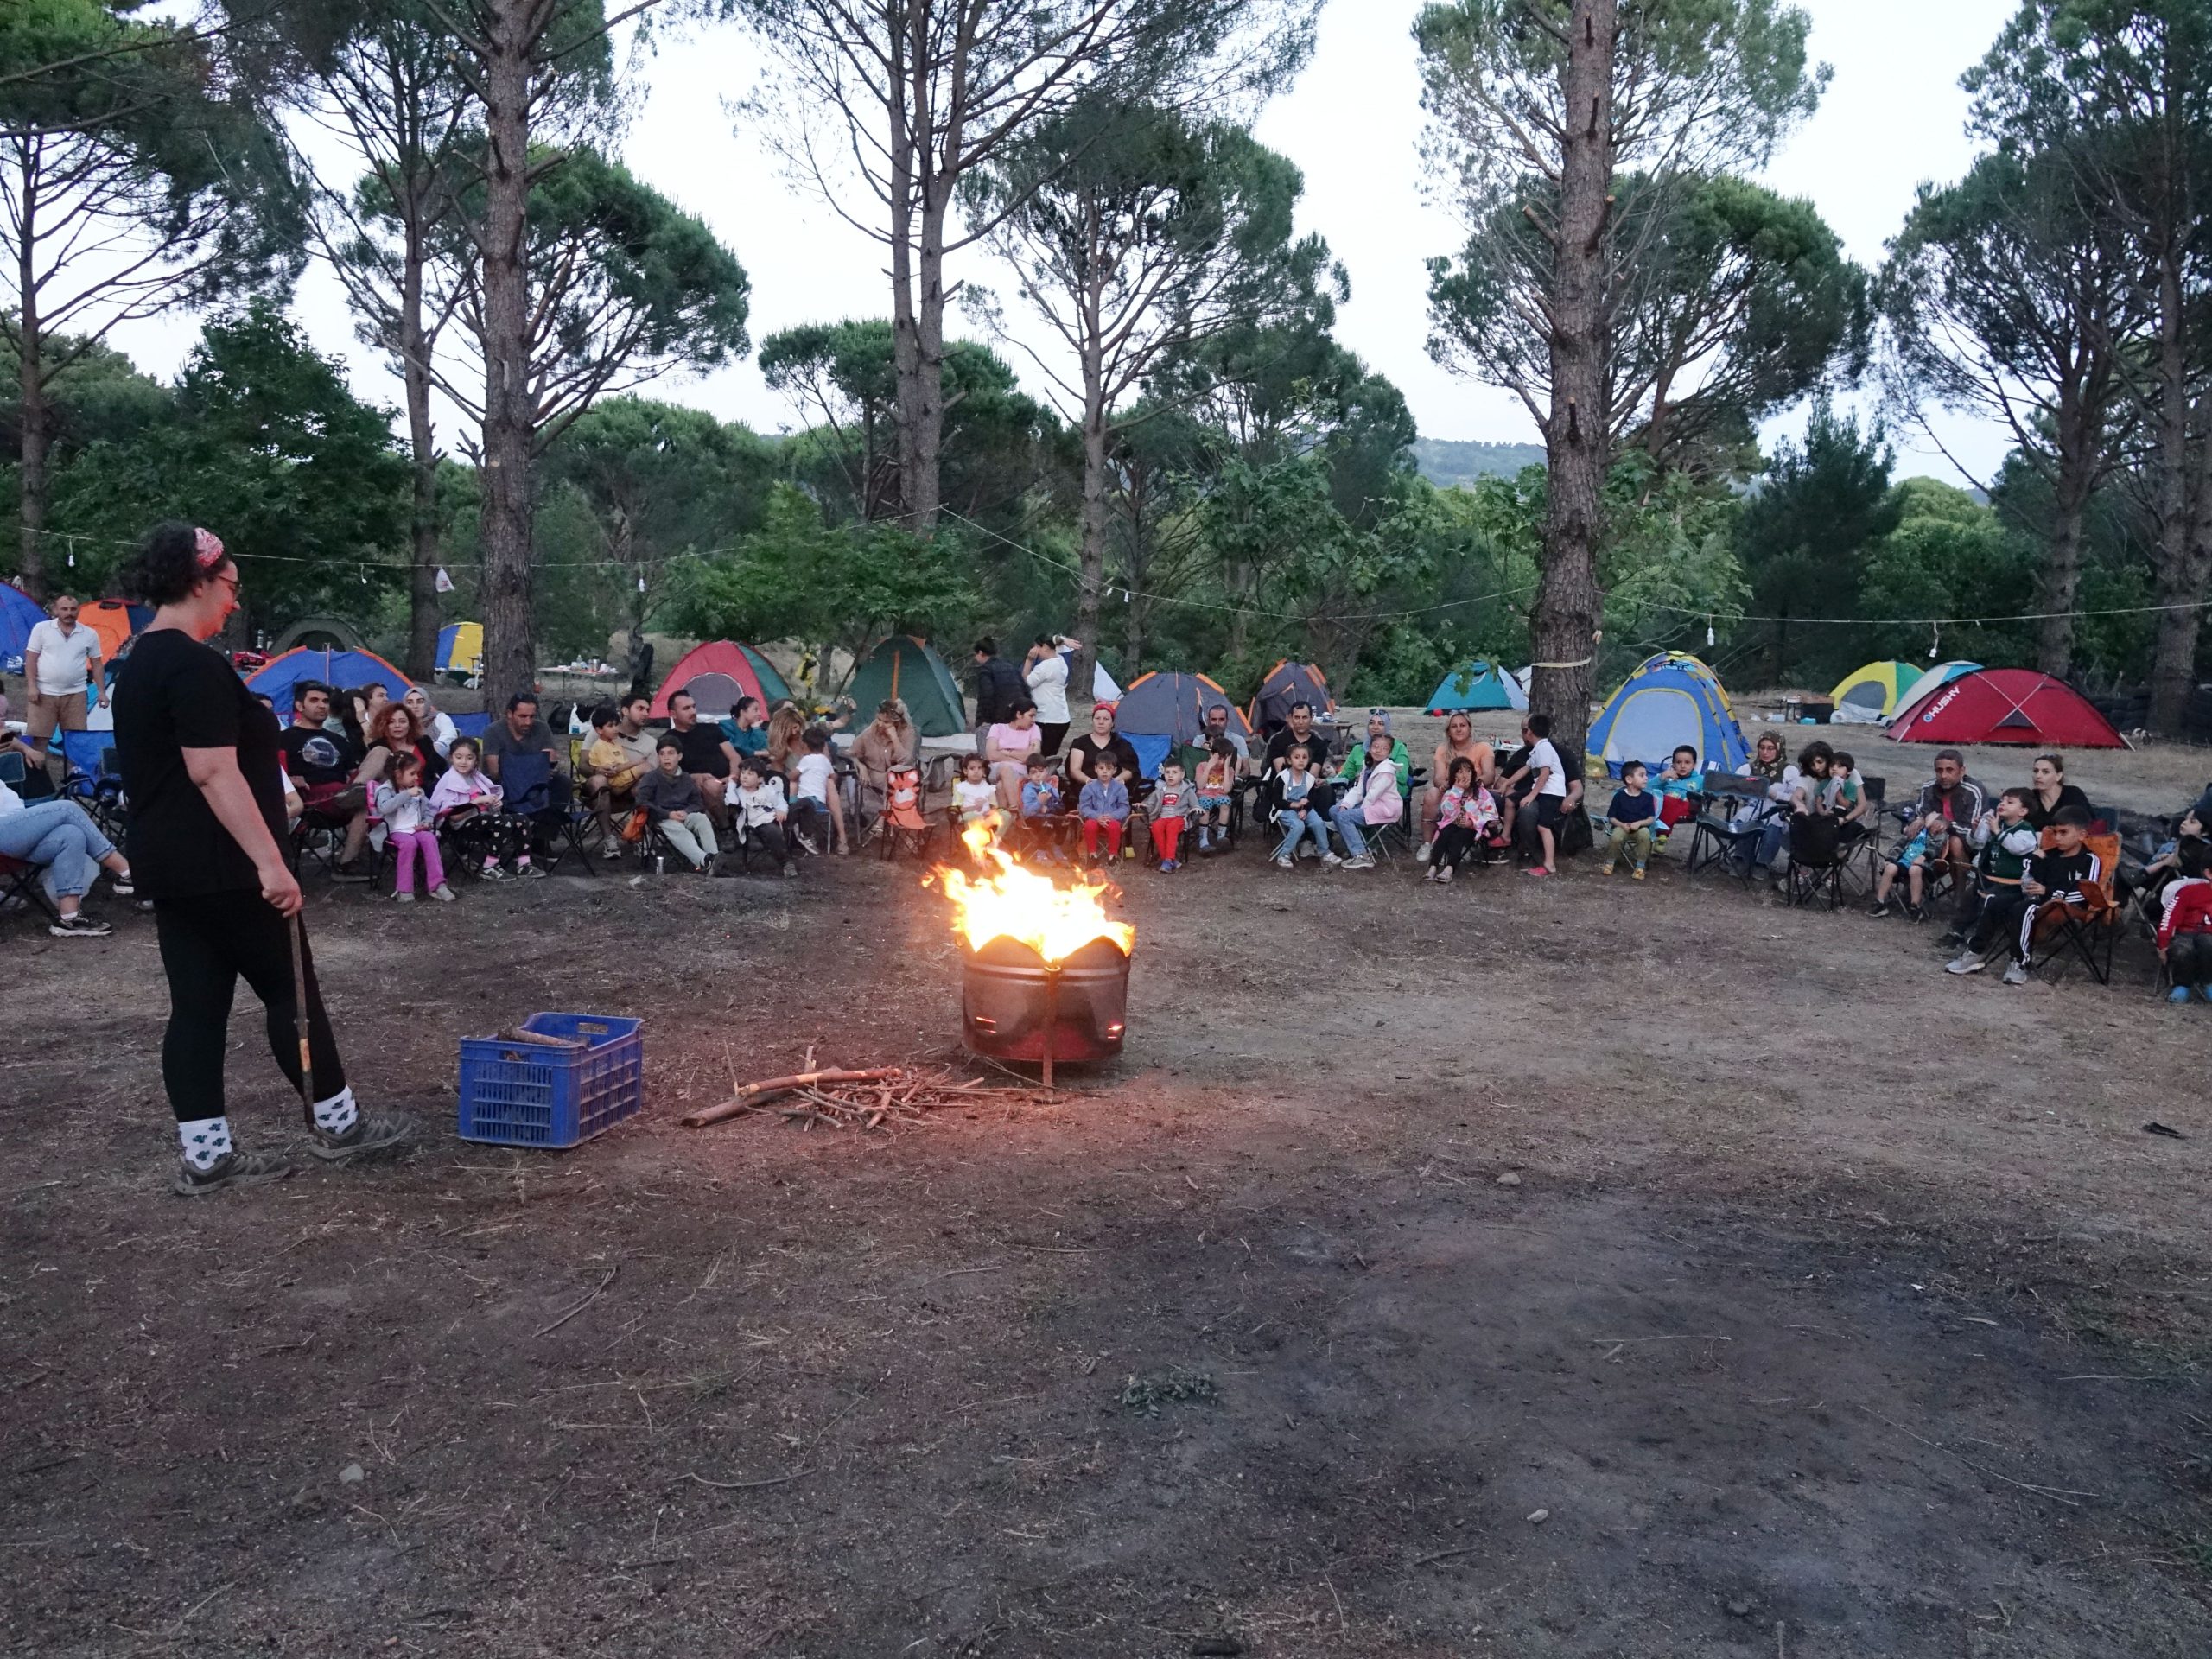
[113,524,416,1195]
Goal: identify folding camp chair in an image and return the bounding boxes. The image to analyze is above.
[56,731,124,836]
[1838,775,1885,896]
[1684,773,1771,886]
[1783,812,1848,910]
[499,752,595,875]
[2029,831,2125,986]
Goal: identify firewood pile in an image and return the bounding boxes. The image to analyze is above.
[679,1064,1065,1133]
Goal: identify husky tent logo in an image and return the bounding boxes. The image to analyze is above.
[1918,683,1966,726]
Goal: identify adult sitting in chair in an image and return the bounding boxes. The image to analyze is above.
[0,774,131,935]
[1418,712,1493,861]
[480,692,565,787]
[1337,708,1411,804]
[1263,701,1333,779]
[850,699,919,825]
[1063,703,1141,798]
[664,690,740,829]
[279,681,372,880]
[1198,701,1250,770]
[1909,748,1987,893]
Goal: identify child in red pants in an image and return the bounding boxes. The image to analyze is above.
[1077,753,1129,864]
[1149,757,1195,872]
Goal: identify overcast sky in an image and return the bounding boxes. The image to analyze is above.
[111,0,2024,484]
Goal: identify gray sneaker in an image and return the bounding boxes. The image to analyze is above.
[2001,962,2030,987]
[1945,952,1985,976]
[307,1106,421,1165]
[172,1147,296,1197]
[1342,854,1376,870]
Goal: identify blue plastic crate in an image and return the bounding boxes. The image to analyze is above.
[458,1013,644,1147]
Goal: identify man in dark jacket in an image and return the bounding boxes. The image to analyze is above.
[970,637,1023,756]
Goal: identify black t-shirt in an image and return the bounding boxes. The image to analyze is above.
[673,722,732,779]
[115,629,289,900]
[1265,726,1332,772]
[2024,782,2091,830]
[1064,732,1140,787]
[280,721,363,787]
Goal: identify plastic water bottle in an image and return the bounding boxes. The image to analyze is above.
[654,854,664,876]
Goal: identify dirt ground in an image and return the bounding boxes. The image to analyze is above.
[5,725,2211,1658]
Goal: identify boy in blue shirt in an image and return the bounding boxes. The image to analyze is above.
[1601,759,1660,879]
[1078,753,1130,864]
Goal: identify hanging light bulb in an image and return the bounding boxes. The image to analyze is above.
[637,573,646,594]
[1705,616,1715,648]
[1929,621,1941,659]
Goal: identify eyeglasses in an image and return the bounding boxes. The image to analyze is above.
[213,572,240,596]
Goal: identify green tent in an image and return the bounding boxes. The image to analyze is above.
[848,635,967,737]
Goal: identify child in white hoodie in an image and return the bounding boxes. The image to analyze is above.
[726,757,798,877]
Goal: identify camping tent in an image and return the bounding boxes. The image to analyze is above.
[0,582,45,672]
[246,645,412,710]
[1891,659,1981,723]
[1425,658,1528,715]
[437,621,484,682]
[1828,660,1918,724]
[271,615,368,653]
[1247,660,1334,733]
[77,600,139,666]
[649,639,793,717]
[1587,652,1751,777]
[1884,667,2127,749]
[1093,660,1122,702]
[846,635,967,737]
[1116,671,1250,779]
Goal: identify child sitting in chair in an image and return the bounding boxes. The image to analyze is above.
[728,756,797,877]
[1425,755,1497,884]
[1600,759,1659,880]
[1149,757,1196,873]
[1868,817,1942,921]
[1998,804,2103,987]
[1650,745,1700,842]
[1078,753,1129,864]
[1018,753,1071,860]
[429,735,533,881]
[1193,739,1238,855]
[1271,743,1325,869]
[375,752,454,904]
[2156,840,2212,1004]
[953,752,1002,845]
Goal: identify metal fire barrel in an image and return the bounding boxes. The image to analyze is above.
[961,935,1130,1066]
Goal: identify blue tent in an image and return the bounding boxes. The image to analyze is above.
[1425,658,1527,715]
[246,645,412,709]
[1114,671,1250,780]
[1587,652,1750,778]
[0,582,45,673]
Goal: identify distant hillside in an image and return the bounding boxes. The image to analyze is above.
[1413,438,1546,489]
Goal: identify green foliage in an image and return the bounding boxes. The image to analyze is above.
[1732,400,1902,682]
[667,483,979,690]
[1859,480,2040,670]
[44,302,409,632]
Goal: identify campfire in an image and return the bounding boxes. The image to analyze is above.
[933,825,1133,1083]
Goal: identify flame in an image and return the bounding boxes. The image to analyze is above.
[932,823,1135,963]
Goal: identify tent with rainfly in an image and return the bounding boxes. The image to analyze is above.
[846,635,967,737]
[1425,658,1528,715]
[649,639,793,717]
[1587,652,1751,778]
[246,646,412,710]
[1885,667,2127,749]
[1827,660,1919,724]
[1247,660,1333,734]
[437,621,484,682]
[1116,671,1250,779]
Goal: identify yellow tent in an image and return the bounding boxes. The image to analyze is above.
[437,621,483,681]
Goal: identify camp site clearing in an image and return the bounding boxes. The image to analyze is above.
[4,710,2209,1658]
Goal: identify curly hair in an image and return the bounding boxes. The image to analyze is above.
[122,521,229,607]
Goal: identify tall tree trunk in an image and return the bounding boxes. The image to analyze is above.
[888,5,923,527]
[905,181,950,531]
[2146,249,2199,735]
[15,144,47,601]
[1072,270,1109,704]
[1532,0,1616,756]
[401,228,442,682]
[476,1,536,714]
[2037,404,2095,679]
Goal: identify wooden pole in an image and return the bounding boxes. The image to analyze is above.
[287,912,316,1126]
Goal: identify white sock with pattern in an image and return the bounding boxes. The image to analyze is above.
[313,1086,358,1137]
[178,1116,233,1172]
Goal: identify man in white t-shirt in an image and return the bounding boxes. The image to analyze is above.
[23,594,105,765]
[1515,713,1569,878]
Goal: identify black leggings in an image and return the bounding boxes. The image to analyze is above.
[1433,823,1483,871]
[153,893,346,1124]
[2170,931,2212,988]
[739,821,789,864]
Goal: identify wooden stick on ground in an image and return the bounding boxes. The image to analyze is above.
[681,1067,904,1128]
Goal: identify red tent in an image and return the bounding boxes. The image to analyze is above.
[1885,668,2127,750]
[649,640,793,717]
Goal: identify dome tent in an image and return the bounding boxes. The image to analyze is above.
[1116,671,1250,780]
[437,621,484,683]
[1885,667,2126,749]
[649,639,793,718]
[1247,660,1333,734]
[246,646,411,710]
[1828,660,1919,724]
[1425,658,1528,715]
[0,582,46,672]
[847,635,967,738]
[1586,652,1751,778]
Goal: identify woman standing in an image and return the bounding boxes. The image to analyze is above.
[113,524,414,1196]
[1024,635,1076,757]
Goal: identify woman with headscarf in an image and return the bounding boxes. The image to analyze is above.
[1336,708,1411,802]
[402,684,458,759]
